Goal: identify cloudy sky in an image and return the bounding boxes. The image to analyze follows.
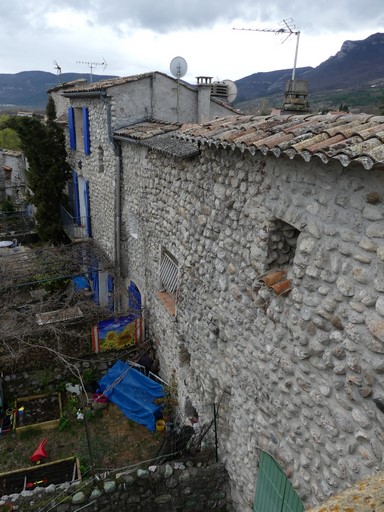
[1,0,383,83]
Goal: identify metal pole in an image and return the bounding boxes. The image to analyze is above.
[82,407,95,474]
[292,31,300,81]
[213,403,218,463]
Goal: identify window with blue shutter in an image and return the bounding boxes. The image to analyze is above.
[68,107,76,149]
[72,171,80,225]
[82,107,90,155]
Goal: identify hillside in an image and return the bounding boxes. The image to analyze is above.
[0,71,117,112]
[1,32,384,114]
[234,32,384,113]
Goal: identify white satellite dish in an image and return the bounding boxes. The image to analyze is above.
[223,79,238,102]
[170,56,188,78]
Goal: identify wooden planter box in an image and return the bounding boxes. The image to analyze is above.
[0,457,80,495]
[13,393,62,432]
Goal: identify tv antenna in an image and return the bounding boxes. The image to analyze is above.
[170,56,188,79]
[169,56,188,121]
[233,18,300,80]
[76,58,107,83]
[53,60,62,75]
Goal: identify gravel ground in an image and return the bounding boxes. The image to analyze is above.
[308,471,384,511]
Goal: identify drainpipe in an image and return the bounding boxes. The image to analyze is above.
[115,141,122,283]
[100,94,122,308]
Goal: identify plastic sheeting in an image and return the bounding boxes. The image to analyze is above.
[98,360,165,432]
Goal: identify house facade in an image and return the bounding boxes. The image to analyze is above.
[114,113,384,511]
[55,70,384,510]
[59,72,237,262]
[0,149,27,207]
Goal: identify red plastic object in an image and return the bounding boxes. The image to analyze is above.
[30,438,48,463]
[93,393,108,403]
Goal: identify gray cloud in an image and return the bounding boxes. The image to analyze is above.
[50,0,384,33]
[3,0,384,35]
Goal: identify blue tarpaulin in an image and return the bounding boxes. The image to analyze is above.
[98,360,165,432]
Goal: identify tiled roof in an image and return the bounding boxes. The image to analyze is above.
[114,121,199,159]
[177,113,384,170]
[47,78,87,93]
[115,121,180,140]
[63,72,157,94]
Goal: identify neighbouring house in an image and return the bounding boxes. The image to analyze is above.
[54,71,384,511]
[0,149,27,207]
[54,71,238,311]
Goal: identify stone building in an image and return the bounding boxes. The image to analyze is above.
[58,72,237,261]
[113,113,384,511]
[0,149,27,206]
[55,71,384,510]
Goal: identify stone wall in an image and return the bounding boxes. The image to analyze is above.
[118,140,384,510]
[3,355,119,401]
[1,461,230,511]
[0,150,27,206]
[66,96,117,260]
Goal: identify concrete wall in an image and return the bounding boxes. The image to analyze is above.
[118,140,384,510]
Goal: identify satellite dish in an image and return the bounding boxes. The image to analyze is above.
[170,56,188,78]
[223,79,238,102]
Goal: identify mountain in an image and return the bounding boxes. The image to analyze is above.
[0,71,117,112]
[234,32,384,113]
[1,33,384,114]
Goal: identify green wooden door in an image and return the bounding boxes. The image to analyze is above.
[253,452,304,512]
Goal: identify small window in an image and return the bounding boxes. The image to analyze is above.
[158,250,179,315]
[97,146,104,173]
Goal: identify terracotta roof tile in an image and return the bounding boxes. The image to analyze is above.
[177,113,384,170]
[114,120,199,159]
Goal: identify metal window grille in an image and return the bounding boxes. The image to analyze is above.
[160,253,179,294]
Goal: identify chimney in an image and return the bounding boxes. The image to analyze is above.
[196,76,213,123]
[283,79,309,112]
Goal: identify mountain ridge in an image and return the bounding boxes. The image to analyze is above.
[1,32,383,113]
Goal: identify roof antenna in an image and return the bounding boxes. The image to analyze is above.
[53,60,62,75]
[169,56,188,122]
[233,18,300,80]
[76,58,108,83]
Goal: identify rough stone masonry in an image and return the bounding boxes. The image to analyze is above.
[116,138,384,511]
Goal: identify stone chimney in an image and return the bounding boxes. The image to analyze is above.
[283,79,309,112]
[196,76,213,123]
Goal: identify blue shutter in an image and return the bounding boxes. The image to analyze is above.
[72,171,80,225]
[128,281,141,319]
[68,107,76,150]
[108,275,114,312]
[84,180,92,237]
[88,256,99,305]
[82,107,90,155]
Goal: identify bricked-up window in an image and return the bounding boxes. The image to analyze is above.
[158,250,179,316]
[267,220,299,269]
[259,220,300,296]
